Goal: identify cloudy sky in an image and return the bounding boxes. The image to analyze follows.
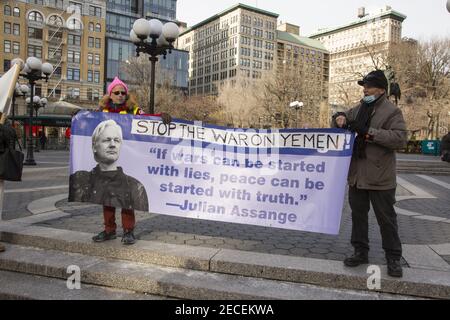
[177,0,450,40]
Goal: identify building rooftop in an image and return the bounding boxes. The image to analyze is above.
[309,8,407,38]
[277,31,328,52]
[180,3,279,36]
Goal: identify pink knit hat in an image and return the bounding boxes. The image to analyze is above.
[107,77,128,96]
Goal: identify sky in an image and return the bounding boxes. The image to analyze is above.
[177,0,450,40]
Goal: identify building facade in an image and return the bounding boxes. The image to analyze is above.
[105,0,188,94]
[0,0,107,111]
[178,4,279,96]
[310,6,406,107]
[277,23,330,104]
[178,4,330,103]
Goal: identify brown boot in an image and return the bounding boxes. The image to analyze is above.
[0,242,5,252]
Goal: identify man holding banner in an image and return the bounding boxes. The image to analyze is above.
[334,70,407,278]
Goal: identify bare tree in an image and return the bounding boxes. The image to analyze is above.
[121,55,181,114]
[389,38,450,138]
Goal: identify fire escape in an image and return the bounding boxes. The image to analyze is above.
[45,14,66,100]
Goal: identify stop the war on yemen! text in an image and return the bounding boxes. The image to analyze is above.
[132,119,345,151]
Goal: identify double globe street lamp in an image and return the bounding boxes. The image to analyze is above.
[25,95,48,152]
[11,57,53,165]
[130,18,180,114]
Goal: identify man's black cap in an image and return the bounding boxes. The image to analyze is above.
[357,70,388,90]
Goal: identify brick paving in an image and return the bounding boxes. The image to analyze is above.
[4,151,450,267]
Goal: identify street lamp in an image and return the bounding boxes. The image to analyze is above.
[11,83,29,148]
[25,96,48,152]
[131,18,180,114]
[12,57,53,165]
[289,101,304,128]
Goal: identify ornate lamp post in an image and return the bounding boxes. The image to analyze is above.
[11,57,53,165]
[131,19,180,114]
[25,95,47,152]
[289,101,304,128]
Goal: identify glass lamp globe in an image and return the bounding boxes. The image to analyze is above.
[26,57,42,71]
[41,62,53,75]
[162,22,180,43]
[132,18,151,39]
[148,19,163,38]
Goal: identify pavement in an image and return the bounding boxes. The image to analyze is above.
[1,150,450,299]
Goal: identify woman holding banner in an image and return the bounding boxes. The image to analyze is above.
[92,77,171,245]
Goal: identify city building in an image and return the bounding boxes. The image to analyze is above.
[0,0,107,110]
[277,23,330,105]
[178,3,279,96]
[105,0,188,94]
[310,6,407,108]
[178,3,330,103]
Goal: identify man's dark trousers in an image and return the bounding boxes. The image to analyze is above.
[349,186,402,260]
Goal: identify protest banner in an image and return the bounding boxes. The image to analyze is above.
[69,111,354,235]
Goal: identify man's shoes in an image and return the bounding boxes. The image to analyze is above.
[0,242,5,252]
[122,230,136,245]
[344,251,369,267]
[92,231,117,242]
[387,258,403,278]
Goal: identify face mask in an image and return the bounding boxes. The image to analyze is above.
[363,95,377,104]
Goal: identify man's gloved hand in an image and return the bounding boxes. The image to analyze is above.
[160,112,172,125]
[347,120,369,136]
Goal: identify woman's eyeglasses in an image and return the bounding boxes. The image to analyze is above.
[113,91,126,96]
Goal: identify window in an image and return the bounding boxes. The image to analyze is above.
[95,38,101,48]
[67,50,80,63]
[69,2,82,14]
[4,59,11,72]
[88,22,94,31]
[87,53,93,64]
[68,34,81,46]
[67,68,80,81]
[13,42,20,54]
[48,0,64,9]
[52,66,62,77]
[88,37,94,47]
[30,0,44,4]
[4,40,11,53]
[28,45,42,58]
[48,48,62,60]
[89,6,102,17]
[13,24,20,36]
[87,70,93,82]
[94,54,100,65]
[48,15,63,27]
[67,18,82,30]
[95,23,101,32]
[93,89,99,101]
[4,23,11,34]
[28,11,43,23]
[94,71,100,83]
[67,87,80,99]
[28,27,43,40]
[13,7,20,17]
[4,5,11,16]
